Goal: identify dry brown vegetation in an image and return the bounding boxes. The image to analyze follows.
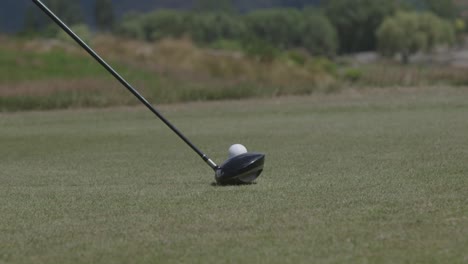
[92,36,333,90]
[0,35,339,111]
[2,35,468,112]
[355,61,468,87]
[0,78,110,97]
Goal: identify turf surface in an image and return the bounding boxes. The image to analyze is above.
[1,88,467,263]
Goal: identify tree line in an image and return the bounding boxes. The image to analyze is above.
[23,0,115,36]
[116,8,338,58]
[22,0,463,63]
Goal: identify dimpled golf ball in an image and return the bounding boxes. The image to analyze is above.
[228,144,247,158]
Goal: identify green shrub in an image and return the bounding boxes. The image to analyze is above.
[244,9,303,50]
[188,13,246,44]
[242,37,279,63]
[309,57,338,75]
[56,24,92,44]
[244,9,338,57]
[325,0,398,53]
[209,39,243,51]
[343,68,363,82]
[142,10,191,41]
[377,11,455,64]
[114,12,146,40]
[284,50,308,66]
[300,12,338,57]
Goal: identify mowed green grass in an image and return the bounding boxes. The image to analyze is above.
[1,88,467,263]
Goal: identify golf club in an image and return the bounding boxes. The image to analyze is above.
[32,0,265,185]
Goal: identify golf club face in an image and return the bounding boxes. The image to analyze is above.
[215,152,265,185]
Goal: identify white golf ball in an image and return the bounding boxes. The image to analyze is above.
[228,144,247,158]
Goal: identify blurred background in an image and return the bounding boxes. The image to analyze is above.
[1,0,468,111]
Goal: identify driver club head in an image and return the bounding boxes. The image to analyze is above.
[215,152,265,185]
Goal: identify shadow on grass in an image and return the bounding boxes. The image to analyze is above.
[210,182,257,187]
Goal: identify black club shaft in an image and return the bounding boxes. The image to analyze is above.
[32,0,218,171]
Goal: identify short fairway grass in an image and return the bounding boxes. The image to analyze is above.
[1,88,467,263]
